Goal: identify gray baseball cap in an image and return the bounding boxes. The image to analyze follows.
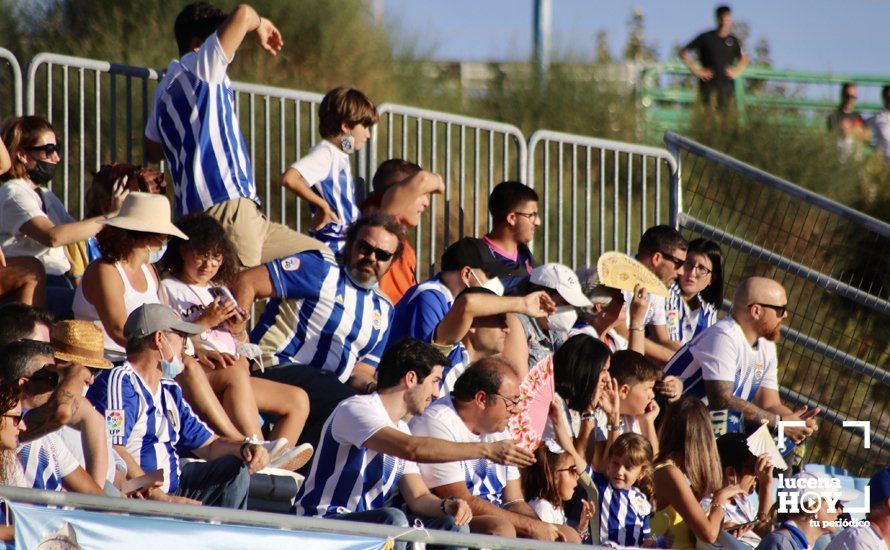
[124,304,204,341]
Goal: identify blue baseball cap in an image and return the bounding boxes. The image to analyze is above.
[870,467,890,505]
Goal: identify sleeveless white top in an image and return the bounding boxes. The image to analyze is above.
[73,262,161,362]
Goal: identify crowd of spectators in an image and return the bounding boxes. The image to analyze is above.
[0,3,884,550]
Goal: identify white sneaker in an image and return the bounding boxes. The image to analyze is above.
[269,443,314,472]
[260,438,290,461]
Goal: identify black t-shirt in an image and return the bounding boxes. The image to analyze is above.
[684,30,742,85]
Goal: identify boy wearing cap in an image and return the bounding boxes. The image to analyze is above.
[827,467,889,550]
[88,304,269,508]
[515,263,594,369]
[390,237,539,381]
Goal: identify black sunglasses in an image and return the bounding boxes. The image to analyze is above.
[2,414,22,427]
[26,143,62,156]
[659,251,685,269]
[356,240,395,262]
[749,302,788,317]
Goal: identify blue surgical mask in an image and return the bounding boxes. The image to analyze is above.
[148,242,168,264]
[159,335,184,379]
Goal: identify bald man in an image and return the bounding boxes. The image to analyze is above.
[664,277,818,442]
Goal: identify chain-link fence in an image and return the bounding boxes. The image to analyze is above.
[666,131,889,476]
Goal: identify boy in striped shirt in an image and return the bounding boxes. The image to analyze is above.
[145,2,326,268]
[282,87,378,256]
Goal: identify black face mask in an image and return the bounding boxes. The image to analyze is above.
[27,160,57,185]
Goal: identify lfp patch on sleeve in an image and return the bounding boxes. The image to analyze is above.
[281,257,301,271]
[105,410,125,438]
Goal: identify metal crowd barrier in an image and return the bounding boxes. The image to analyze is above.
[0,48,22,119]
[527,130,677,267]
[370,104,527,277]
[665,131,890,476]
[0,486,594,549]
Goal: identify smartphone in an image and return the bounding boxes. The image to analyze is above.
[122,469,164,496]
[208,286,245,316]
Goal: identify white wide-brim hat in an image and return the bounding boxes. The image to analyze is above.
[99,192,188,240]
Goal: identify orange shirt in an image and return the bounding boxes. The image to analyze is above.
[379,237,416,305]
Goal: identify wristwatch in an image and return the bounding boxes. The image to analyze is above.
[440,496,455,514]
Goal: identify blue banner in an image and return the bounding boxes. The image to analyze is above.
[10,503,387,549]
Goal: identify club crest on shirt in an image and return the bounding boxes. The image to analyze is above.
[630,491,652,516]
[753,362,764,382]
[105,410,124,437]
[281,257,300,271]
[372,310,382,329]
[166,409,178,429]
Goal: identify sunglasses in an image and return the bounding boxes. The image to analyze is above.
[2,414,22,427]
[26,143,62,156]
[557,465,580,477]
[659,251,686,269]
[356,240,395,262]
[750,302,788,317]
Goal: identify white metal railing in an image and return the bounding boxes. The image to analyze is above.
[0,47,22,118]
[0,486,596,549]
[527,130,677,267]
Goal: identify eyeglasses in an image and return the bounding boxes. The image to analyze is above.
[749,303,788,317]
[659,251,686,269]
[2,414,22,427]
[26,143,62,156]
[356,240,395,262]
[682,261,712,276]
[491,392,522,410]
[513,211,539,223]
[557,465,580,477]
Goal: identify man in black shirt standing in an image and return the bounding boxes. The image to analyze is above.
[680,5,748,109]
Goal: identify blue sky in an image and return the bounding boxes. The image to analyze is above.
[383,0,889,77]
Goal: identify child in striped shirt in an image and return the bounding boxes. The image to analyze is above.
[281,87,378,255]
[592,433,656,547]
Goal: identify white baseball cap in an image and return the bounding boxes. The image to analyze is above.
[530,263,593,308]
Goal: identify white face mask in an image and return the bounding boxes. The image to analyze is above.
[547,306,578,333]
[470,270,504,296]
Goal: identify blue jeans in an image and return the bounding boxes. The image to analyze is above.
[175,455,250,509]
[332,508,469,550]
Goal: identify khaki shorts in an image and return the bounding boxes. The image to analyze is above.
[205,197,331,268]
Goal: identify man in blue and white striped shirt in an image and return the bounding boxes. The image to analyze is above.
[145,2,325,267]
[663,277,818,442]
[233,213,404,454]
[88,304,270,508]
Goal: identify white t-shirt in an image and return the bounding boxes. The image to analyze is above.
[624,289,667,328]
[0,178,75,275]
[568,324,628,352]
[295,393,420,517]
[161,277,238,355]
[593,408,642,442]
[826,525,885,550]
[530,498,566,525]
[57,424,122,485]
[409,396,520,505]
[664,316,779,403]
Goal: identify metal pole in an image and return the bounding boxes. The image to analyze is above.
[532,0,552,87]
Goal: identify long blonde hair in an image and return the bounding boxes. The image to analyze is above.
[655,397,722,498]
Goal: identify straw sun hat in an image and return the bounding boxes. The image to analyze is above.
[51,320,114,370]
[99,192,188,240]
